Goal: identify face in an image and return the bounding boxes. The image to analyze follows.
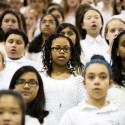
[82,10,102,38]
[40,15,57,35]
[106,20,125,46]
[102,0,113,4]
[60,27,76,45]
[81,0,93,4]
[10,0,22,12]
[25,12,37,30]
[15,72,39,104]
[0,95,22,125]
[0,54,5,71]
[115,0,122,14]
[51,10,64,24]
[51,37,71,67]
[5,34,25,60]
[117,34,125,62]
[31,0,45,13]
[1,14,19,33]
[83,63,113,101]
[67,0,78,8]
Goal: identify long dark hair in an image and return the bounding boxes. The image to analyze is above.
[79,8,103,39]
[9,66,49,124]
[111,30,125,87]
[43,33,78,76]
[28,14,59,53]
[0,89,26,125]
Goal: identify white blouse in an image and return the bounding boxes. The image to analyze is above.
[80,35,109,65]
[41,73,88,121]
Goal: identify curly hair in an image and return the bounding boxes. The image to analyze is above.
[43,33,79,76]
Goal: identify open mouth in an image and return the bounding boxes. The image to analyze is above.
[91,24,97,29]
[58,56,66,60]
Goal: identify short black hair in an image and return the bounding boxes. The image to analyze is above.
[4,29,29,47]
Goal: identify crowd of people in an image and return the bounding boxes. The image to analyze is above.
[0,0,125,124]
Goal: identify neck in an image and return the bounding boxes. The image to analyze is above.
[67,7,75,16]
[107,45,112,55]
[88,33,99,38]
[102,3,113,12]
[87,96,108,109]
[51,64,71,80]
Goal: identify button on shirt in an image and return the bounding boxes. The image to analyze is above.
[59,100,125,125]
[80,35,109,64]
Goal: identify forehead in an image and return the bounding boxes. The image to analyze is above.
[3,14,17,19]
[119,34,125,43]
[19,72,37,79]
[86,63,109,74]
[51,37,70,46]
[107,20,125,28]
[42,15,54,20]
[61,27,74,32]
[85,10,100,16]
[6,34,24,41]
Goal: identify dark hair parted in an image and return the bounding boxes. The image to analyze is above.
[0,9,21,31]
[0,89,26,125]
[111,30,125,87]
[4,29,29,47]
[56,23,84,74]
[79,8,104,39]
[28,14,59,53]
[84,55,112,79]
[9,66,49,124]
[43,33,78,76]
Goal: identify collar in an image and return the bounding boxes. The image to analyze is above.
[5,56,26,63]
[78,100,118,113]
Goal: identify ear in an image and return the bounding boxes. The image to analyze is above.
[2,64,5,71]
[115,48,119,56]
[109,80,113,89]
[83,79,87,88]
[105,33,108,40]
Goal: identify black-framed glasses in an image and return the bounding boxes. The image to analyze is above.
[40,20,55,24]
[51,47,71,53]
[16,79,39,87]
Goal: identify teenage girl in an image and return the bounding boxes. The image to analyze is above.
[9,66,58,125]
[59,55,125,125]
[104,18,125,63]
[79,8,109,64]
[107,30,125,111]
[41,34,88,120]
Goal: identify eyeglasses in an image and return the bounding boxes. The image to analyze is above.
[40,20,55,24]
[51,47,71,53]
[16,80,39,87]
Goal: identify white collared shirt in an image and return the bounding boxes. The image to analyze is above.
[0,56,39,90]
[59,100,125,125]
[80,35,109,64]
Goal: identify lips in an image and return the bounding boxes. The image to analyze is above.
[94,88,101,91]
[57,56,66,61]
[91,24,97,29]
[11,49,16,53]
[21,91,31,96]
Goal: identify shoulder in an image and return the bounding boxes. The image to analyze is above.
[43,112,58,125]
[25,115,40,125]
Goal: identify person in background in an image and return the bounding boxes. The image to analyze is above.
[113,0,122,15]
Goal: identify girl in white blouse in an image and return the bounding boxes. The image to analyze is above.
[79,8,109,64]
[41,34,88,121]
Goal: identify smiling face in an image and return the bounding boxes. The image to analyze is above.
[15,72,39,104]
[105,19,125,46]
[51,37,71,67]
[5,34,25,60]
[40,15,57,35]
[0,95,22,125]
[83,63,113,102]
[1,14,19,33]
[82,10,102,38]
[59,27,76,45]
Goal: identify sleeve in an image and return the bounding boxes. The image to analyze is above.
[76,75,88,104]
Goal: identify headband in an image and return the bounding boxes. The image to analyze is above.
[84,59,112,75]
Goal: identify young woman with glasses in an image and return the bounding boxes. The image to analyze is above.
[9,65,58,125]
[41,34,88,121]
[25,14,59,72]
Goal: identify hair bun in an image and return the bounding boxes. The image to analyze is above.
[91,54,106,61]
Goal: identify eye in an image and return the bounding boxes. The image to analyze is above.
[100,75,106,79]
[64,47,70,52]
[88,75,94,80]
[60,32,65,35]
[110,29,115,33]
[4,19,9,23]
[122,43,125,47]
[8,39,13,44]
[29,80,38,85]
[68,32,73,36]
[16,40,23,45]
[54,47,60,51]
[12,19,17,23]
[16,79,25,84]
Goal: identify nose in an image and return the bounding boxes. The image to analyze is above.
[94,77,100,86]
[3,112,11,121]
[12,41,17,47]
[8,20,13,26]
[23,83,30,89]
